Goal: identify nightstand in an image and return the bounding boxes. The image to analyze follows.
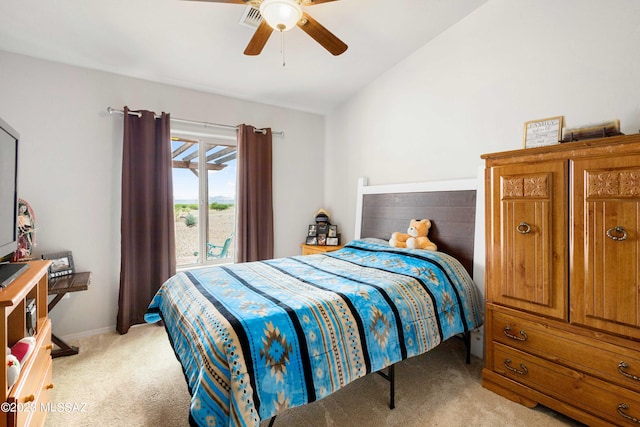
[300,244,344,255]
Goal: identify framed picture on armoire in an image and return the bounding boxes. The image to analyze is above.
[523,116,563,148]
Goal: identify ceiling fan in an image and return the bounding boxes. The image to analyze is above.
[188,0,348,56]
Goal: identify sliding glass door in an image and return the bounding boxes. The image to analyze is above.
[171,135,236,268]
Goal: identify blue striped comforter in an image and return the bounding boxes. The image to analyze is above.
[145,238,483,427]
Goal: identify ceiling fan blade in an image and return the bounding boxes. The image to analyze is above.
[297,12,347,56]
[183,0,249,4]
[244,20,273,55]
[303,0,338,4]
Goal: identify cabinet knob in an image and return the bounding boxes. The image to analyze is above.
[516,222,532,234]
[607,226,628,241]
[45,344,53,351]
[45,383,54,390]
[24,394,35,403]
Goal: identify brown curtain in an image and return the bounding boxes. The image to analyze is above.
[117,106,176,334]
[236,124,274,262]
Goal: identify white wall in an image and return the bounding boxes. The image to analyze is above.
[325,0,640,241]
[0,51,325,338]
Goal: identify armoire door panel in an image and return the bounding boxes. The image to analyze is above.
[502,199,551,306]
[487,161,567,320]
[586,201,639,327]
[572,156,640,338]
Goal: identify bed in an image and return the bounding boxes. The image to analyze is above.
[145,177,484,427]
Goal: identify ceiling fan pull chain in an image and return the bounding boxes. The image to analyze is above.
[280,31,286,67]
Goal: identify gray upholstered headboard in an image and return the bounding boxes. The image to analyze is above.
[354,177,480,277]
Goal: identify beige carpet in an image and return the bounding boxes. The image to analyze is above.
[45,324,584,427]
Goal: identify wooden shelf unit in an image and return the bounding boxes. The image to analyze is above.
[0,260,53,427]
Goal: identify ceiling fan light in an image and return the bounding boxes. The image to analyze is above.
[260,0,302,32]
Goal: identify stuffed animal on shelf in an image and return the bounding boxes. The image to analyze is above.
[389,219,437,251]
[5,337,36,388]
[5,352,20,388]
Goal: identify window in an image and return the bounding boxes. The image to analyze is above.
[171,133,237,268]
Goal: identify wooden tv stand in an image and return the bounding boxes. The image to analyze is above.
[0,260,53,427]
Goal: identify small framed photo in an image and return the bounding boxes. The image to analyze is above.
[328,225,338,238]
[326,237,339,246]
[523,116,563,148]
[317,234,327,246]
[307,224,317,237]
[42,251,75,278]
[317,224,329,235]
[306,236,317,245]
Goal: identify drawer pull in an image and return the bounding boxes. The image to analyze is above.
[45,344,53,351]
[607,226,628,241]
[503,326,528,341]
[504,358,528,376]
[24,394,35,403]
[618,403,640,424]
[46,383,54,390]
[618,361,640,381]
[516,222,532,234]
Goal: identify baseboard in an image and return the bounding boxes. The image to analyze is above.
[57,325,116,342]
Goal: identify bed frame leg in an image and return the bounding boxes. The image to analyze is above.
[267,416,276,427]
[389,364,395,409]
[464,331,471,364]
[376,364,395,409]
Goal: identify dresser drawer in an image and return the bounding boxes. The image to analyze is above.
[21,359,52,427]
[493,343,640,426]
[8,319,52,427]
[490,309,640,393]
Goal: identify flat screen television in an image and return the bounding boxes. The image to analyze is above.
[0,116,28,287]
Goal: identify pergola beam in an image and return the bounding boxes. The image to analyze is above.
[206,146,235,162]
[171,140,197,158]
[215,153,237,165]
[172,160,226,171]
[171,140,235,172]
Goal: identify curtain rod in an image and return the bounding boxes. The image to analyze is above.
[106,107,284,137]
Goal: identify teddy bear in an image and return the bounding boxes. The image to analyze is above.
[389,219,437,251]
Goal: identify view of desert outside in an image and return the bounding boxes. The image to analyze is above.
[174,204,234,266]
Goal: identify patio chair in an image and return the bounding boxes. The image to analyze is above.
[194,234,233,260]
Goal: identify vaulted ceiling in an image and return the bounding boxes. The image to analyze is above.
[0,0,487,114]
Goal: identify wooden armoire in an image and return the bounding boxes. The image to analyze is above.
[481,133,640,426]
